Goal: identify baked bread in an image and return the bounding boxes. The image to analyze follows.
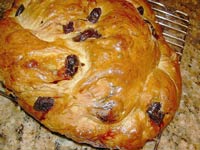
[0,0,182,149]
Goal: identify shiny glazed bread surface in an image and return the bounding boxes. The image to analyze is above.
[0,0,182,149]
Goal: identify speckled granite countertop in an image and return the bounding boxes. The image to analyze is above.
[0,0,199,150]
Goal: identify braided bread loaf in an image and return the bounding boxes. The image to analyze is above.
[0,0,182,149]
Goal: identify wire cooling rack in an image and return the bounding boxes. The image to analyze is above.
[148,0,190,63]
[147,1,190,149]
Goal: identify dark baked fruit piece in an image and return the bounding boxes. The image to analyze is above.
[0,0,181,149]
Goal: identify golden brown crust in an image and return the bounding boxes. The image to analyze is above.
[0,0,182,149]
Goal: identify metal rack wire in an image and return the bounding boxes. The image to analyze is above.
[148,0,190,63]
